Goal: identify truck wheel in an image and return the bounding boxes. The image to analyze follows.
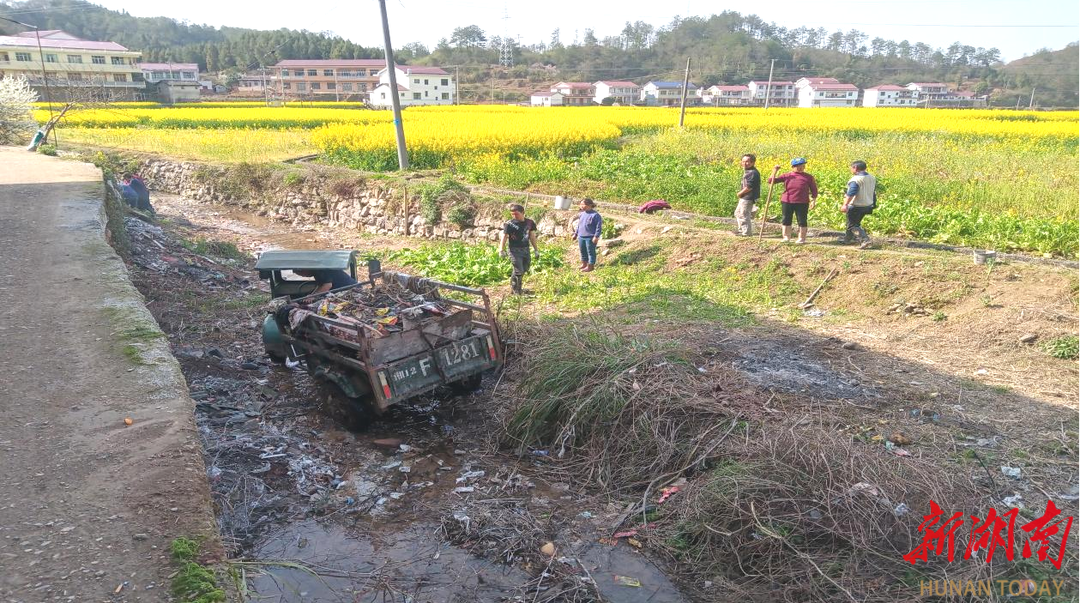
[267,351,286,364]
[450,373,483,395]
[317,384,375,431]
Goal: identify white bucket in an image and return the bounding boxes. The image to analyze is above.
[973,250,997,265]
[553,195,571,211]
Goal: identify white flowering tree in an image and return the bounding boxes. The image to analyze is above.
[0,76,39,146]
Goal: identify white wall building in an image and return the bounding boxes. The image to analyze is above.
[795,77,859,108]
[641,81,697,106]
[747,81,795,106]
[863,85,917,107]
[593,80,639,105]
[700,84,751,106]
[370,65,454,107]
[530,90,564,106]
[140,62,199,84]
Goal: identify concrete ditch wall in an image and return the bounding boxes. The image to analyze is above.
[136,158,578,243]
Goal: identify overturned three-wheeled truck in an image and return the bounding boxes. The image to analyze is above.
[257,250,503,426]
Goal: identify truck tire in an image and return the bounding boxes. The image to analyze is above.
[306,356,377,430]
[267,350,286,364]
[450,373,483,395]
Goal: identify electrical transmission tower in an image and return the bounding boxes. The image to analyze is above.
[498,7,514,67]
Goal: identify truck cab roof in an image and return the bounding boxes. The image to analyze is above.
[255,250,357,272]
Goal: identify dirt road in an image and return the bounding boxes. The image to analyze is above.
[0,148,216,602]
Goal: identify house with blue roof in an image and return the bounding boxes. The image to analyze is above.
[641,80,698,106]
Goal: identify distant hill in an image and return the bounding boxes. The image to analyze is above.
[996,44,1079,108]
[1,0,1076,107]
[0,0,380,73]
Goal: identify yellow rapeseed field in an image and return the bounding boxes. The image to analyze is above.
[49,103,1079,255]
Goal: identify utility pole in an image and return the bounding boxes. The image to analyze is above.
[1028,87,1036,109]
[377,0,409,170]
[454,66,459,105]
[677,57,691,128]
[1015,96,1021,110]
[763,58,776,110]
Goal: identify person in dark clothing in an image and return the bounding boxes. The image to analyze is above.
[499,203,540,294]
[294,269,358,294]
[123,173,154,213]
[734,153,761,236]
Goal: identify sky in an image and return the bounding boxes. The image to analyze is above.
[88,0,1080,62]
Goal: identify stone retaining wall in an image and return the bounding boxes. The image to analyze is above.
[136,158,575,243]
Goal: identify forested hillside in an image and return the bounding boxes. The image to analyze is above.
[0,0,380,72]
[1,0,1076,106]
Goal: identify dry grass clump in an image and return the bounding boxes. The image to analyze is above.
[653,421,999,602]
[501,320,756,491]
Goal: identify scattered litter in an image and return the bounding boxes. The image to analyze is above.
[613,530,638,539]
[530,449,549,456]
[614,575,641,588]
[456,470,485,483]
[1000,466,1022,479]
[389,492,405,500]
[540,542,556,557]
[889,432,912,446]
[398,465,411,474]
[627,537,643,549]
[579,511,593,519]
[453,449,467,455]
[848,482,882,497]
[114,582,128,594]
[381,460,402,470]
[893,503,910,517]
[803,308,826,317]
[697,367,707,374]
[1001,494,1024,508]
[123,417,133,426]
[598,537,618,547]
[657,486,681,504]
[453,486,475,494]
[974,369,989,376]
[373,438,403,449]
[398,444,413,453]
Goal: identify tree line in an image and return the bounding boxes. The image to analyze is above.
[1,1,1075,106]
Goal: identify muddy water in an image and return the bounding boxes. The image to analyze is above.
[249,520,531,602]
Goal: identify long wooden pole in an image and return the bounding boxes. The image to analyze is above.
[677,57,691,128]
[757,166,781,241]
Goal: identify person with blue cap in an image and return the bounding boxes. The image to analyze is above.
[768,157,818,244]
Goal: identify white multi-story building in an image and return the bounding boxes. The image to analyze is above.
[593,81,639,105]
[795,77,859,108]
[747,81,795,106]
[641,81,698,106]
[370,65,454,107]
[530,90,564,106]
[904,82,949,103]
[0,29,143,100]
[700,85,751,106]
[548,82,594,106]
[140,62,198,84]
[904,83,986,107]
[863,85,918,107]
